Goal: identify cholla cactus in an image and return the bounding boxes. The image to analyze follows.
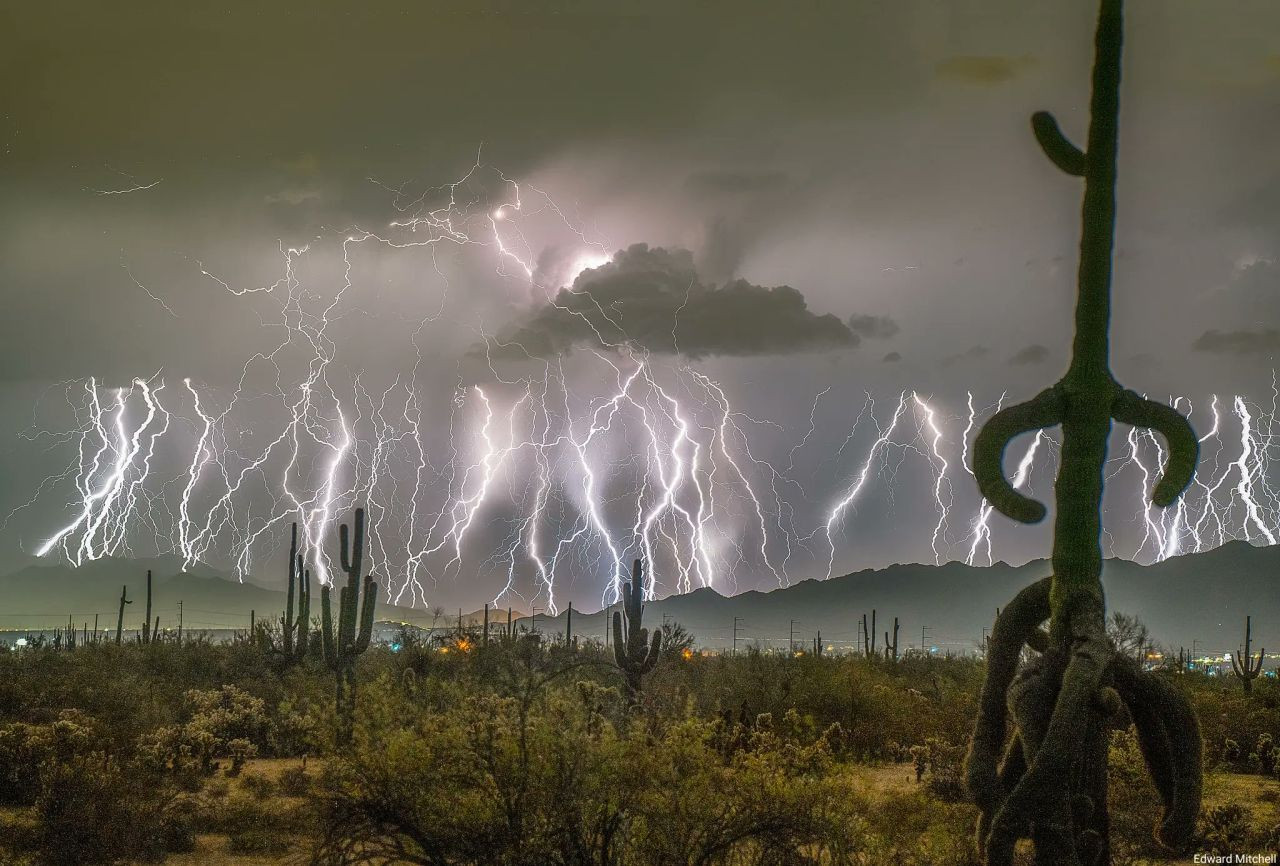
[963,1,1203,861]
[1231,616,1264,693]
[612,558,662,702]
[320,507,378,745]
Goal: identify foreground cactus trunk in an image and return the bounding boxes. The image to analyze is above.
[612,558,662,703]
[320,507,378,745]
[963,2,1203,862]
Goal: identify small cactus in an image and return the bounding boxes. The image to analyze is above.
[612,558,662,703]
[1231,616,1264,693]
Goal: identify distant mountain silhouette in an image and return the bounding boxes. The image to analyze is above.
[1,542,1274,653]
[0,554,443,634]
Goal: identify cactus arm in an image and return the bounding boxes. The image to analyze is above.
[1112,660,1201,850]
[1031,112,1086,177]
[1111,390,1198,506]
[965,576,1051,813]
[972,388,1066,523]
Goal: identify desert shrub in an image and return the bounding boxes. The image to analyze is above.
[136,685,268,781]
[33,754,181,865]
[0,711,100,806]
[227,827,293,855]
[917,737,966,802]
[238,771,276,799]
[316,673,873,864]
[278,764,312,797]
[1200,804,1252,854]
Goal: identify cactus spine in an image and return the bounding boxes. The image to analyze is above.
[963,2,1203,860]
[116,585,131,645]
[1231,616,1264,693]
[612,558,662,703]
[321,507,378,745]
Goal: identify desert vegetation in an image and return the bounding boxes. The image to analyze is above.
[0,615,1278,865]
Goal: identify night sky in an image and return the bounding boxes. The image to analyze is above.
[3,1,1279,610]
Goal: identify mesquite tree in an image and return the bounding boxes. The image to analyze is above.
[321,507,378,745]
[963,2,1203,862]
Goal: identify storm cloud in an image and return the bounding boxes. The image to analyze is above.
[482,244,859,361]
[1193,328,1280,356]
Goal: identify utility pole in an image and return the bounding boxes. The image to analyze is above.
[177,601,183,645]
[733,616,743,656]
[532,607,542,634]
[922,625,932,655]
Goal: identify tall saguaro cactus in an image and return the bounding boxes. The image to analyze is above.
[115,585,131,645]
[1231,616,1264,693]
[963,2,1203,862]
[320,507,378,745]
[281,522,311,663]
[141,570,153,644]
[612,558,662,702]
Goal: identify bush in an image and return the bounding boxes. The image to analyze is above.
[227,827,293,855]
[238,771,276,799]
[33,754,178,865]
[278,764,311,797]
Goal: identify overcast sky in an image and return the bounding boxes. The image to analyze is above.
[2,1,1279,607]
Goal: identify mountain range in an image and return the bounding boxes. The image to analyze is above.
[0,542,1274,655]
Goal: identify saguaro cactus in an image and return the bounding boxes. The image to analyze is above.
[321,507,378,745]
[862,610,877,657]
[141,570,153,644]
[280,522,311,662]
[884,616,900,662]
[612,558,662,702]
[115,585,131,645]
[963,2,1203,862]
[1231,616,1264,693]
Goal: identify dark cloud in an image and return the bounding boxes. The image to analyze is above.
[934,54,1036,85]
[1009,344,1050,365]
[1193,328,1280,355]
[482,244,858,362]
[882,351,902,363]
[943,345,991,365]
[847,314,900,339]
